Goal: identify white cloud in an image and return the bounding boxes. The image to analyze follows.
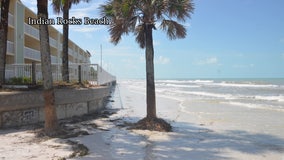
[21,0,37,6]
[235,53,244,57]
[69,9,92,18]
[195,57,218,65]
[139,56,145,63]
[207,57,218,64]
[233,64,254,68]
[101,46,141,57]
[155,56,170,64]
[103,35,111,42]
[184,23,191,28]
[153,40,160,46]
[53,23,105,34]
[51,25,62,32]
[21,0,37,12]
[69,2,103,18]
[21,0,101,19]
[29,7,37,13]
[70,25,104,33]
[127,55,170,65]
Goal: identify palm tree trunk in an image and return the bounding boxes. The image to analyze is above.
[0,0,10,85]
[145,23,156,119]
[62,2,69,82]
[37,0,59,134]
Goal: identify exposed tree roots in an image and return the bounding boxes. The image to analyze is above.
[131,117,172,132]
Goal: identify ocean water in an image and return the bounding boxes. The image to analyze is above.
[124,78,284,112]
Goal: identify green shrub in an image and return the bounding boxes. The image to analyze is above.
[7,77,32,85]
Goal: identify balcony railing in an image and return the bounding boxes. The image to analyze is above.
[68,48,73,56]
[0,12,14,26]
[49,37,57,48]
[24,47,41,61]
[7,41,14,54]
[59,44,62,51]
[24,23,39,39]
[8,13,14,26]
[51,55,58,63]
[4,63,117,86]
[24,47,60,63]
[24,23,57,48]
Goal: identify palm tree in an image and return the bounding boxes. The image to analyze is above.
[0,0,10,85]
[37,0,59,135]
[101,0,194,131]
[52,0,89,82]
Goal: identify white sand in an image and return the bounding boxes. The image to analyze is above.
[1,80,284,160]
[0,129,72,159]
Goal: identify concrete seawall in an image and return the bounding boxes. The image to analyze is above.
[0,85,114,128]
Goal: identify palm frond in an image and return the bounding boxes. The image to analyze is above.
[152,0,166,20]
[134,24,146,48]
[163,0,194,22]
[160,19,186,40]
[128,16,139,32]
[71,0,90,5]
[52,0,62,13]
[101,0,141,45]
[100,1,115,17]
[51,0,90,13]
[101,0,193,45]
[109,18,126,44]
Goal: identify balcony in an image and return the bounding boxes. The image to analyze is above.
[79,54,84,61]
[51,55,58,63]
[8,13,14,26]
[24,23,39,39]
[24,24,58,48]
[49,37,57,48]
[24,47,41,61]
[24,47,58,63]
[59,44,62,51]
[7,41,14,54]
[0,12,14,26]
[68,48,75,56]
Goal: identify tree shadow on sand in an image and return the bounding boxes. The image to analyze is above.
[111,116,284,160]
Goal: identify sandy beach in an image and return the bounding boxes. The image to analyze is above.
[0,80,284,160]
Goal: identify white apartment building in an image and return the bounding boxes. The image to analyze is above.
[5,0,91,69]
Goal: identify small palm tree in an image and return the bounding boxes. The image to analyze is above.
[52,0,89,82]
[37,0,59,135]
[101,0,194,131]
[0,0,10,85]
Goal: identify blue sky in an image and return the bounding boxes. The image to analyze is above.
[22,0,284,79]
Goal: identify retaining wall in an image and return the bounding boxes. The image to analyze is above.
[0,85,114,128]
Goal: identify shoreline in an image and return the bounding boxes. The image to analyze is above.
[117,80,284,160]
